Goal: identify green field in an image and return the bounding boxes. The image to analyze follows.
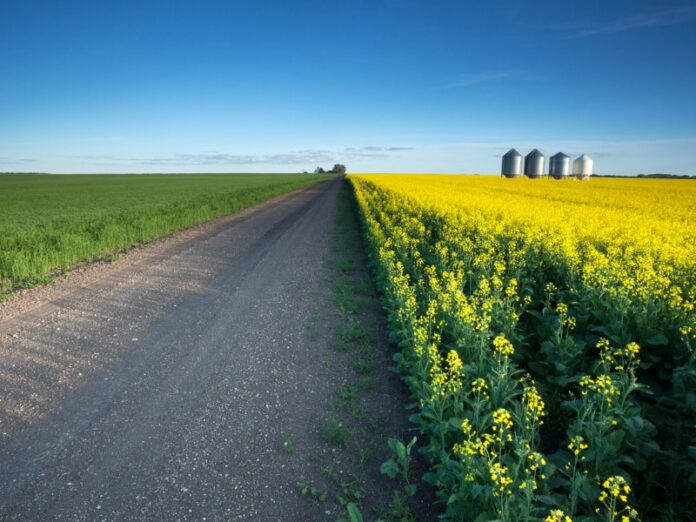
[0,173,330,295]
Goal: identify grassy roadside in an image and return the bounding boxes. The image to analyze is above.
[292,179,432,520]
[0,173,331,299]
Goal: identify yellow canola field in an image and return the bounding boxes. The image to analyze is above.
[352,174,695,316]
[349,174,695,521]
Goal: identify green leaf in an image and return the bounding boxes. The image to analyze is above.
[580,479,600,501]
[546,474,570,489]
[536,495,557,505]
[380,459,400,479]
[408,413,422,424]
[550,375,578,387]
[646,333,669,345]
[395,442,407,464]
[346,502,364,522]
[448,417,464,430]
[527,309,545,321]
[592,325,614,337]
[422,471,439,486]
[528,361,550,374]
[471,484,486,499]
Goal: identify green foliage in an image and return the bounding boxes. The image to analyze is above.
[376,490,417,522]
[281,436,295,454]
[338,316,373,346]
[346,502,364,522]
[380,437,417,483]
[377,437,419,521]
[320,415,352,446]
[355,357,375,375]
[297,482,327,502]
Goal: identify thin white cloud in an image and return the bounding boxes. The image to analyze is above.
[61,146,415,167]
[360,146,414,152]
[447,71,514,88]
[576,6,696,36]
[0,157,36,164]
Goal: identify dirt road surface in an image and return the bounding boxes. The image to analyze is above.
[0,179,414,520]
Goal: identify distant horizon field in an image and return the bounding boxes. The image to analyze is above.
[0,173,331,296]
[1,172,694,179]
[0,172,324,176]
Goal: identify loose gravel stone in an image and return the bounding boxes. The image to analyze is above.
[0,181,356,520]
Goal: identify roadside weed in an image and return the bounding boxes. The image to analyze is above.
[320,415,352,446]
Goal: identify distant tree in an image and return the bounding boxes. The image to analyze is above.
[330,164,347,174]
[637,173,694,179]
[313,167,325,174]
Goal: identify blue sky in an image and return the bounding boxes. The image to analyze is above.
[1,0,695,174]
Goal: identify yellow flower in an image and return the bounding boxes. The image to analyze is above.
[598,475,638,520]
[446,349,464,375]
[488,462,513,495]
[492,334,514,357]
[579,374,619,404]
[545,509,572,522]
[522,379,546,425]
[471,377,490,399]
[492,408,513,430]
[568,435,589,456]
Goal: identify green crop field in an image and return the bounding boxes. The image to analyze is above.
[0,173,330,296]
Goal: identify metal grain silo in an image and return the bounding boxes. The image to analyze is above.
[549,152,571,179]
[501,148,523,178]
[573,154,593,180]
[524,149,545,178]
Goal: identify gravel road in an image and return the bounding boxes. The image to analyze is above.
[0,178,401,520]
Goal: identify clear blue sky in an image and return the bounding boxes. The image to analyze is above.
[1,0,695,174]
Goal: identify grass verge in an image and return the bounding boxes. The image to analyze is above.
[294,179,431,521]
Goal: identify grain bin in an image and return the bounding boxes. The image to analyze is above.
[549,152,571,179]
[573,154,593,180]
[501,149,523,178]
[524,149,545,178]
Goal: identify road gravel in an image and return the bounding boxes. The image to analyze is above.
[0,179,414,520]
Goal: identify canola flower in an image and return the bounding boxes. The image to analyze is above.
[492,408,514,430]
[579,374,620,405]
[471,377,490,399]
[492,334,515,357]
[597,339,642,372]
[489,461,514,496]
[597,476,639,522]
[522,378,546,425]
[546,509,573,522]
[568,435,589,457]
